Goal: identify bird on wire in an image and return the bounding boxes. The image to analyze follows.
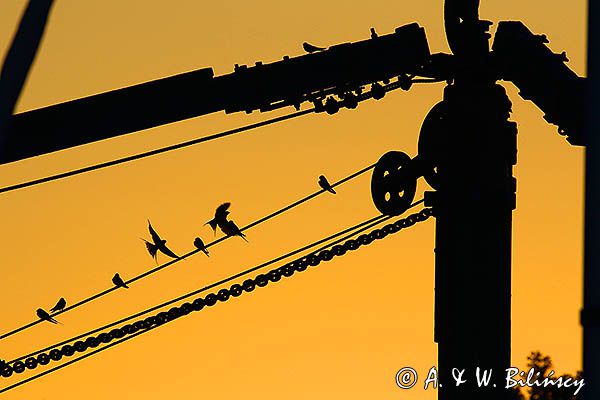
[112,273,129,289]
[221,220,248,242]
[303,42,326,53]
[143,220,179,261]
[194,237,210,257]
[36,308,59,324]
[49,297,66,313]
[318,175,336,194]
[206,203,231,235]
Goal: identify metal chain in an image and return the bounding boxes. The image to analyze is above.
[0,208,433,378]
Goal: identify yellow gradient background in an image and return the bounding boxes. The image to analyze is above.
[0,1,586,399]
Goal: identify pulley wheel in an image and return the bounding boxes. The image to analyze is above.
[371,151,417,216]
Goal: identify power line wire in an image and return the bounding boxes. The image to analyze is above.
[7,210,396,364]
[2,202,429,393]
[0,161,376,341]
[0,108,314,194]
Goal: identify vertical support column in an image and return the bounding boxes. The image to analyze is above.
[435,82,516,400]
[583,0,600,398]
[435,2,515,399]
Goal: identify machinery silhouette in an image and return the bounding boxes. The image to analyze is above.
[0,1,592,399]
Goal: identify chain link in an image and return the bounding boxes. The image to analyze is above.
[0,208,432,378]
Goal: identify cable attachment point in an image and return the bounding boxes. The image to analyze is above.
[371,151,418,216]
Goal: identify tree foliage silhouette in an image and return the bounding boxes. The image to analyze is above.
[510,351,583,400]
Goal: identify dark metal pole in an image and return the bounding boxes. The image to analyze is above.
[582,0,600,398]
[434,1,513,399]
[0,0,54,159]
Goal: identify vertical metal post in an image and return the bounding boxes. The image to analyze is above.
[434,1,514,399]
[583,0,600,398]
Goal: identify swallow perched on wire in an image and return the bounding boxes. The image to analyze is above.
[206,203,231,235]
[318,175,336,194]
[143,220,179,261]
[112,273,129,289]
[36,308,59,324]
[221,220,248,242]
[303,42,326,53]
[50,297,66,313]
[194,237,210,257]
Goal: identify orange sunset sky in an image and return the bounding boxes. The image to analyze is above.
[0,1,587,399]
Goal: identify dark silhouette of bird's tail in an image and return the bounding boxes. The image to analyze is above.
[205,219,218,234]
[142,239,158,259]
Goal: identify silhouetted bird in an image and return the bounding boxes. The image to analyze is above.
[303,42,325,53]
[206,203,231,235]
[318,175,336,194]
[194,237,210,257]
[221,220,248,242]
[36,308,58,324]
[370,27,378,39]
[112,273,129,289]
[50,297,66,313]
[143,220,179,261]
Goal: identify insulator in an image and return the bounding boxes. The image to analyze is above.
[342,93,359,109]
[98,332,112,343]
[49,349,62,361]
[74,341,88,352]
[61,344,75,356]
[25,357,38,370]
[109,328,125,339]
[204,294,218,306]
[307,254,320,266]
[371,83,386,100]
[134,320,149,330]
[229,284,243,297]
[242,279,256,292]
[324,98,340,115]
[12,361,25,374]
[332,245,346,256]
[156,312,170,323]
[1,364,13,378]
[268,270,281,282]
[383,225,396,234]
[372,229,385,239]
[255,274,268,287]
[398,74,412,90]
[357,234,373,245]
[192,298,205,311]
[180,303,193,315]
[318,249,334,261]
[167,307,181,319]
[217,289,230,302]
[346,240,360,251]
[37,353,50,366]
[122,324,137,335]
[295,260,308,272]
[282,265,294,277]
